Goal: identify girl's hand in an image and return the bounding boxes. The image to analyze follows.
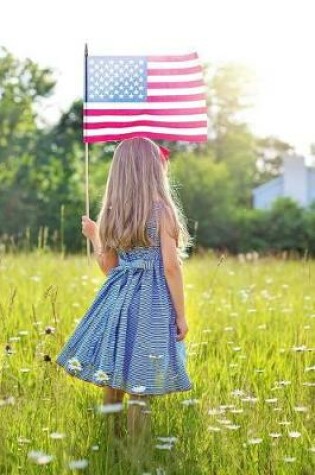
[81,215,98,241]
[175,318,189,341]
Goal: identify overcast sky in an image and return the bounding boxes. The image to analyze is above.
[1,0,314,155]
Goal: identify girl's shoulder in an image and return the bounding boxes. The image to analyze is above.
[152,200,177,237]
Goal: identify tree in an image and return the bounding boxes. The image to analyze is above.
[169,151,235,250]
[203,63,258,207]
[0,46,55,234]
[254,135,294,185]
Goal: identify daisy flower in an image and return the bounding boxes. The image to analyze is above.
[94,370,110,383]
[67,358,82,372]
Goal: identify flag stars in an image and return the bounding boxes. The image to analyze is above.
[87,56,147,102]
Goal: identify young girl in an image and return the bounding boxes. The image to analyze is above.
[55,137,194,442]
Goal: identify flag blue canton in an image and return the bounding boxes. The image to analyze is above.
[87,56,147,103]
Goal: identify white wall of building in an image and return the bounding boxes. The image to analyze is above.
[252,154,315,209]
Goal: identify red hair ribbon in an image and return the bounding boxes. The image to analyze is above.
[159,145,170,161]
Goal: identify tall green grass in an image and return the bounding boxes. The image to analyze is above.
[0,252,314,474]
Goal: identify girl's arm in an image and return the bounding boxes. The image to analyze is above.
[159,205,189,342]
[91,234,118,275]
[82,215,118,275]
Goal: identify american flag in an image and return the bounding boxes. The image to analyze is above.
[83,52,208,143]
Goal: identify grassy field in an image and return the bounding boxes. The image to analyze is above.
[0,251,314,474]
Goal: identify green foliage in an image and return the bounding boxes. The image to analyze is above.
[266,197,307,252]
[220,198,309,255]
[0,46,56,240]
[1,47,314,256]
[170,152,235,250]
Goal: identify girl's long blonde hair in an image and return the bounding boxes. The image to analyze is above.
[96,137,193,258]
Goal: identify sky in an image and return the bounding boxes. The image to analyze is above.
[1,0,315,155]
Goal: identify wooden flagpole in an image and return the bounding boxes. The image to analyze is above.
[84,43,91,264]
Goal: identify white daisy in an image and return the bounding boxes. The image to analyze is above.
[155,443,173,450]
[131,385,146,393]
[97,403,124,414]
[68,459,89,469]
[67,358,82,372]
[156,436,178,443]
[181,399,199,406]
[50,432,66,439]
[94,370,110,383]
[28,450,54,465]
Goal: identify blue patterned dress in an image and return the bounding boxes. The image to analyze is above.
[55,201,193,396]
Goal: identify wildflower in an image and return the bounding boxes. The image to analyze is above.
[283,457,296,463]
[269,433,282,438]
[207,426,221,432]
[217,418,232,425]
[231,389,246,397]
[156,469,166,475]
[128,399,147,407]
[97,403,124,414]
[291,345,307,352]
[275,380,291,387]
[9,336,21,342]
[68,459,89,469]
[156,436,178,444]
[220,404,235,410]
[247,438,262,445]
[155,444,173,450]
[288,431,301,438]
[208,408,225,416]
[43,355,51,362]
[94,370,110,383]
[17,436,31,444]
[181,399,199,406]
[28,450,54,465]
[0,395,15,406]
[50,432,66,439]
[68,358,82,372]
[241,396,258,404]
[294,406,308,413]
[45,326,55,335]
[131,385,146,393]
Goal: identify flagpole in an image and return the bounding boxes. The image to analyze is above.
[84,42,91,264]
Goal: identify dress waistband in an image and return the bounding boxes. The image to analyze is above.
[110,257,157,273]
